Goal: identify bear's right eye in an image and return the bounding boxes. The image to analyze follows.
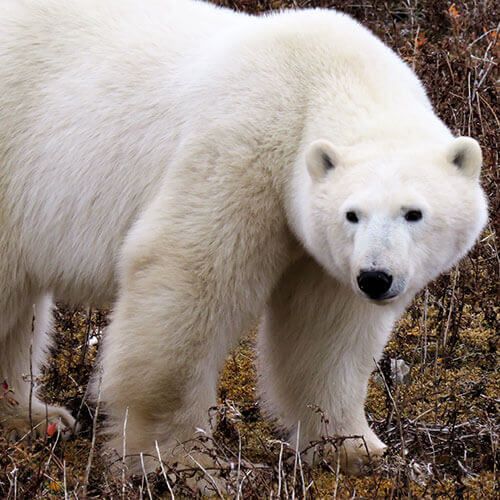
[404,210,423,222]
[346,211,359,223]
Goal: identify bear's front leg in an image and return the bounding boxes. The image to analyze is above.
[98,152,294,486]
[99,239,234,481]
[96,181,287,495]
[258,256,399,475]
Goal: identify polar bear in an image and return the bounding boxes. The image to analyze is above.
[0,0,487,476]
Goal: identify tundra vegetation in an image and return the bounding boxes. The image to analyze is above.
[0,0,498,498]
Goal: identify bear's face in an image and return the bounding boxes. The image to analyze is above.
[302,137,488,304]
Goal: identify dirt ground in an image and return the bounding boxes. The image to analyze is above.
[1,1,498,498]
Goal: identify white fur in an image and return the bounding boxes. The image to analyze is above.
[0,0,487,474]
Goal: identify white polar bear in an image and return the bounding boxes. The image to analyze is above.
[0,0,487,476]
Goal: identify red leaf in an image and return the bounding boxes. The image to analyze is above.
[414,33,427,49]
[46,423,57,437]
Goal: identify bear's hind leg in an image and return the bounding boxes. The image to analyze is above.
[258,257,396,475]
[0,293,77,441]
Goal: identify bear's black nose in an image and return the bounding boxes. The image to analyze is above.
[357,271,393,300]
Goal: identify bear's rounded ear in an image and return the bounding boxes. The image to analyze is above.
[446,137,482,180]
[306,139,339,182]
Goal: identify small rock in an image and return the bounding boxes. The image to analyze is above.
[88,336,99,346]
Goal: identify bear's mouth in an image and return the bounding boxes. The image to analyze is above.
[353,287,401,304]
[368,293,399,304]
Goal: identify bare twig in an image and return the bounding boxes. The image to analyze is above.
[82,374,102,497]
[155,440,175,500]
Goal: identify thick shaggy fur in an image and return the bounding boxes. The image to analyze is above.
[0,0,487,475]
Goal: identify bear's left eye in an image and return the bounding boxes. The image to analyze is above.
[404,210,423,222]
[346,211,359,223]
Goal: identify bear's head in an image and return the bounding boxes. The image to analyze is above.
[297,137,488,304]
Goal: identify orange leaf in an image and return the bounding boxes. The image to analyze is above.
[49,480,62,492]
[448,4,460,18]
[414,33,427,49]
[46,422,57,437]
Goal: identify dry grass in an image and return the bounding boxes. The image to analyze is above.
[1,0,498,498]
